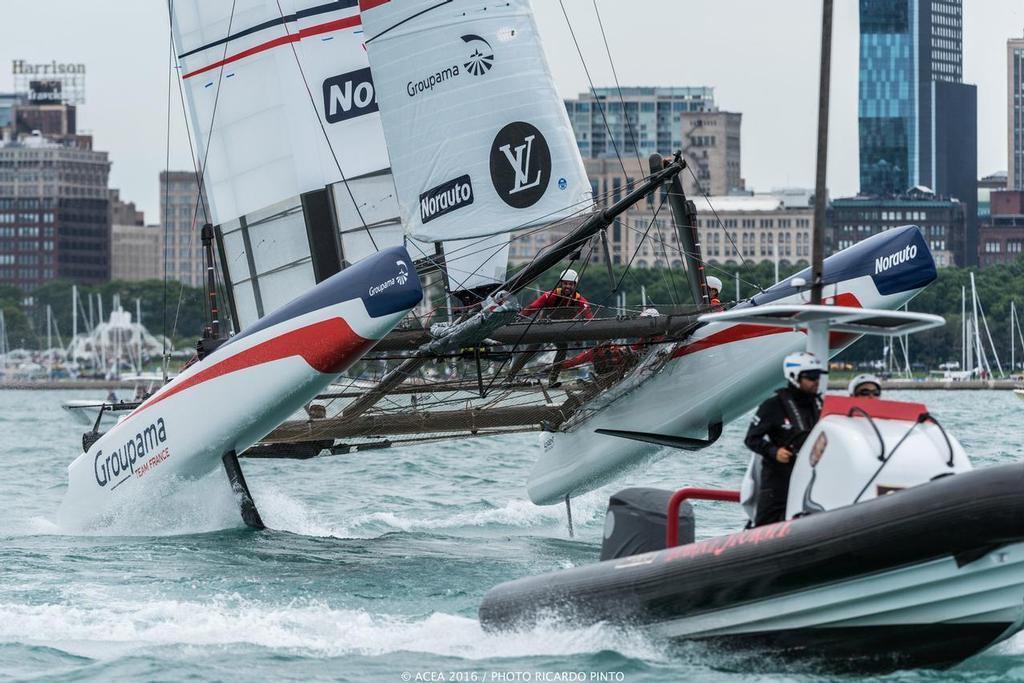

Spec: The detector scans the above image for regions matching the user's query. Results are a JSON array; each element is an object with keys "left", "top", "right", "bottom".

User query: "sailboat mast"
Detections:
[
  {"left": 1007, "top": 301, "right": 1015, "bottom": 370},
  {"left": 970, "top": 272, "right": 983, "bottom": 374},
  {"left": 810, "top": 0, "right": 834, "bottom": 305},
  {"left": 958, "top": 286, "right": 966, "bottom": 374},
  {"left": 72, "top": 285, "right": 77, "bottom": 341}
]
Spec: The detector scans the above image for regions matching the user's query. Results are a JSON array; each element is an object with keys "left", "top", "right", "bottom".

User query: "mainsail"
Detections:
[
  {"left": 358, "top": 0, "right": 592, "bottom": 296},
  {"left": 171, "top": 0, "right": 400, "bottom": 327}
]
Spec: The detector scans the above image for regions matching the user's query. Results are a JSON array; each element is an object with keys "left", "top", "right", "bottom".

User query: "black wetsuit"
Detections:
[{"left": 743, "top": 387, "right": 822, "bottom": 526}]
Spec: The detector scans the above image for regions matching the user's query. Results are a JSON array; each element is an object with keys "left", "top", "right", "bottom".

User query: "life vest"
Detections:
[
  {"left": 776, "top": 388, "right": 823, "bottom": 452},
  {"left": 553, "top": 287, "right": 583, "bottom": 304}
]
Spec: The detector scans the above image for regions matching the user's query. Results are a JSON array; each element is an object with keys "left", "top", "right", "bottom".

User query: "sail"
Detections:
[
  {"left": 172, "top": 0, "right": 389, "bottom": 223},
  {"left": 171, "top": 0, "right": 401, "bottom": 328},
  {"left": 358, "top": 0, "right": 593, "bottom": 245}
]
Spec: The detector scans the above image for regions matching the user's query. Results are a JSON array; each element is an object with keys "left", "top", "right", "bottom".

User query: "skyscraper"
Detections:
[
  {"left": 564, "top": 87, "right": 744, "bottom": 196},
  {"left": 159, "top": 171, "right": 205, "bottom": 286},
  {"left": 1010, "top": 32, "right": 1024, "bottom": 191},
  {"left": 0, "top": 133, "right": 110, "bottom": 292},
  {"left": 859, "top": 0, "right": 978, "bottom": 263}
]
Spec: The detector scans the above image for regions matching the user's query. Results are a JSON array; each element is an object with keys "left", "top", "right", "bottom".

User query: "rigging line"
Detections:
[
  {"left": 620, "top": 219, "right": 764, "bottom": 293},
  {"left": 272, "top": 0, "right": 378, "bottom": 252},
  {"left": 614, "top": 191, "right": 667, "bottom": 293},
  {"left": 165, "top": 0, "right": 238, "bottom": 344},
  {"left": 685, "top": 164, "right": 764, "bottom": 293},
  {"left": 513, "top": 236, "right": 601, "bottom": 346},
  {"left": 403, "top": 194, "right": 606, "bottom": 291},
  {"left": 558, "top": 0, "right": 630, "bottom": 183},
  {"left": 650, "top": 196, "right": 683, "bottom": 304},
  {"left": 407, "top": 175, "right": 628, "bottom": 279},
  {"left": 571, "top": 0, "right": 684, "bottom": 307},
  {"left": 162, "top": 4, "right": 174, "bottom": 377},
  {"left": 591, "top": 0, "right": 642, "bottom": 171},
  {"left": 477, "top": 240, "right": 598, "bottom": 396}
]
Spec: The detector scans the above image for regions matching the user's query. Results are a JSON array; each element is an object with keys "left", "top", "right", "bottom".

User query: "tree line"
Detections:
[
  {"left": 4, "top": 255, "right": 1023, "bottom": 372},
  {"left": 0, "top": 280, "right": 209, "bottom": 351}
]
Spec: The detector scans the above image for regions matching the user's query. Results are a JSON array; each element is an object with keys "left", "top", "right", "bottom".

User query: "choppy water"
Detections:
[{"left": 2, "top": 389, "right": 1023, "bottom": 682}]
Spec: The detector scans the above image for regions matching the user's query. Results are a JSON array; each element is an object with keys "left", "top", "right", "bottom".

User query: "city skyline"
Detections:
[{"left": 0, "top": 0, "right": 1020, "bottom": 222}]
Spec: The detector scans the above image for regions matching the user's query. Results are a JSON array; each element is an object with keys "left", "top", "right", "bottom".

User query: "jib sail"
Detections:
[{"left": 359, "top": 0, "right": 592, "bottom": 295}]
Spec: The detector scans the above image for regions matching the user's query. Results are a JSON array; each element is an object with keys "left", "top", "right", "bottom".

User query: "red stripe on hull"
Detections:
[
  {"left": 672, "top": 293, "right": 863, "bottom": 359},
  {"left": 359, "top": 0, "right": 390, "bottom": 9},
  {"left": 183, "top": 15, "right": 362, "bottom": 79},
  {"left": 134, "top": 317, "right": 372, "bottom": 416}
]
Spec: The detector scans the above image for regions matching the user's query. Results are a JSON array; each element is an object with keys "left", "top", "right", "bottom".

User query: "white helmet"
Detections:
[
  {"left": 848, "top": 373, "right": 882, "bottom": 396},
  {"left": 559, "top": 268, "right": 579, "bottom": 283},
  {"left": 783, "top": 351, "right": 826, "bottom": 387},
  {"left": 706, "top": 275, "right": 723, "bottom": 293},
  {"left": 639, "top": 307, "right": 660, "bottom": 318}
]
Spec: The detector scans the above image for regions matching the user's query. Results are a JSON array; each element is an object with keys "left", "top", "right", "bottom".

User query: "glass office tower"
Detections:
[{"left": 858, "top": 0, "right": 978, "bottom": 263}]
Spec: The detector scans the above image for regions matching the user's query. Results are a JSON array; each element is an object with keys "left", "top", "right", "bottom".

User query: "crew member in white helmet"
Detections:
[
  {"left": 743, "top": 352, "right": 825, "bottom": 526},
  {"left": 521, "top": 268, "right": 593, "bottom": 320},
  {"left": 706, "top": 275, "right": 723, "bottom": 308},
  {"left": 848, "top": 373, "right": 882, "bottom": 398},
  {"left": 511, "top": 268, "right": 593, "bottom": 385}
]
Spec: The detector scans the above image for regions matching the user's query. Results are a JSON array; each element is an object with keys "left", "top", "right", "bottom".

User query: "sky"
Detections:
[{"left": 0, "top": 0, "right": 1021, "bottom": 222}]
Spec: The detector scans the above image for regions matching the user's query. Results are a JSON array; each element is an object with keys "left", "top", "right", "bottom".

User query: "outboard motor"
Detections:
[{"left": 600, "top": 487, "right": 695, "bottom": 560}]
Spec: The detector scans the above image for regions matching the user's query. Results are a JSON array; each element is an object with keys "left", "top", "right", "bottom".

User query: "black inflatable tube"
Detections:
[{"left": 479, "top": 464, "right": 1024, "bottom": 668}]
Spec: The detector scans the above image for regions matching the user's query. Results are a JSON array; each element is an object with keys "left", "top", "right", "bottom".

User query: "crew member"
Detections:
[
  {"left": 509, "top": 268, "right": 593, "bottom": 385},
  {"left": 706, "top": 275, "right": 723, "bottom": 308},
  {"left": 521, "top": 269, "right": 593, "bottom": 321},
  {"left": 848, "top": 373, "right": 882, "bottom": 398},
  {"left": 743, "top": 352, "right": 824, "bottom": 526}
]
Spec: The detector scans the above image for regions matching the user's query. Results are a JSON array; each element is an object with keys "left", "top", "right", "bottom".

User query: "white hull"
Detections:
[
  {"left": 57, "top": 248, "right": 420, "bottom": 530},
  {"left": 529, "top": 277, "right": 918, "bottom": 504}
]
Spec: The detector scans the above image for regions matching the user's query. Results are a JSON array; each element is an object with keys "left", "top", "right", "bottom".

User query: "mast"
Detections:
[
  {"left": 977, "top": 293, "right": 1004, "bottom": 378},
  {"left": 665, "top": 159, "right": 710, "bottom": 307},
  {"left": 970, "top": 272, "right": 983, "bottom": 375},
  {"left": 810, "top": 0, "right": 833, "bottom": 305},
  {"left": 136, "top": 298, "right": 143, "bottom": 373},
  {"left": 72, "top": 285, "right": 77, "bottom": 341},
  {"left": 961, "top": 285, "right": 966, "bottom": 373},
  {"left": 1012, "top": 301, "right": 1016, "bottom": 372}
]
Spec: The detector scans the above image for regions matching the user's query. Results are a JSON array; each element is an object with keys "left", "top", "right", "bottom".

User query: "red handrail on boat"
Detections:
[{"left": 666, "top": 487, "right": 741, "bottom": 549}]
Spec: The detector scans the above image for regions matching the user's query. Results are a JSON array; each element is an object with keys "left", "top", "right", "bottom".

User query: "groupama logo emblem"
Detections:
[
  {"left": 396, "top": 260, "right": 409, "bottom": 285},
  {"left": 461, "top": 34, "right": 494, "bottom": 76}
]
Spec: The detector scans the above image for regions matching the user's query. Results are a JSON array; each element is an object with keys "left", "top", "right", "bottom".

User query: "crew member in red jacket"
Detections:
[
  {"left": 706, "top": 275, "right": 723, "bottom": 309},
  {"left": 522, "top": 268, "right": 594, "bottom": 321},
  {"left": 509, "top": 268, "right": 593, "bottom": 385}
]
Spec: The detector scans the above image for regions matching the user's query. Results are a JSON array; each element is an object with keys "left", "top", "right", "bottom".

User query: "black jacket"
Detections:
[{"left": 744, "top": 386, "right": 822, "bottom": 477}]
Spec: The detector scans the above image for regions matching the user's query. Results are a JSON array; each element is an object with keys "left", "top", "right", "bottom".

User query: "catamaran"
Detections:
[{"left": 58, "top": 0, "right": 942, "bottom": 530}]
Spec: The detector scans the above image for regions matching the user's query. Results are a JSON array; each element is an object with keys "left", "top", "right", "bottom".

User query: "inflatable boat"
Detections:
[{"left": 480, "top": 394, "right": 1024, "bottom": 673}]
